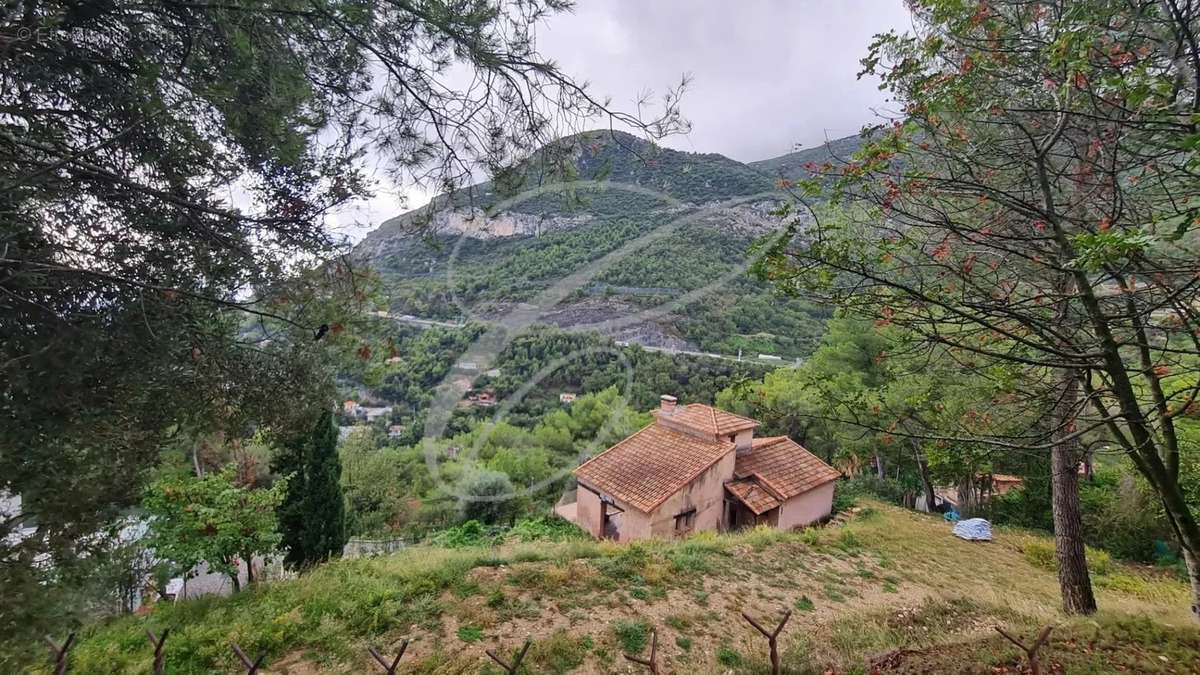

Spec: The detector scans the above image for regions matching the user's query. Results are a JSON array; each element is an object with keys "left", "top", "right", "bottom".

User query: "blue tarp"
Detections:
[{"left": 952, "top": 518, "right": 993, "bottom": 541}]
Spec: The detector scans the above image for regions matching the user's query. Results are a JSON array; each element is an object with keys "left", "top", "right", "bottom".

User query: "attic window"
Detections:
[{"left": 674, "top": 508, "right": 697, "bottom": 534}]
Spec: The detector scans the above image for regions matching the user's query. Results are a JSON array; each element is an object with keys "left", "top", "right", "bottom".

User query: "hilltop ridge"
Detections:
[{"left": 352, "top": 131, "right": 863, "bottom": 358}]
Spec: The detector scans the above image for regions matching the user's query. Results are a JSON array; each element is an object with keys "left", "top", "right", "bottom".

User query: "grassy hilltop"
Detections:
[{"left": 66, "top": 503, "right": 1198, "bottom": 674}]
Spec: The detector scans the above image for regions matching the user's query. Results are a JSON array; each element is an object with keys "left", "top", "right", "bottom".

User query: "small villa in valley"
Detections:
[{"left": 560, "top": 395, "right": 840, "bottom": 541}]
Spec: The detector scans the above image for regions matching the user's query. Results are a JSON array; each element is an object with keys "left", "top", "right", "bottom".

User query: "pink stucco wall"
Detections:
[
  {"left": 574, "top": 450, "right": 736, "bottom": 541},
  {"left": 732, "top": 430, "right": 753, "bottom": 452},
  {"left": 576, "top": 484, "right": 603, "bottom": 538},
  {"left": 776, "top": 481, "right": 836, "bottom": 530},
  {"left": 645, "top": 450, "right": 736, "bottom": 538}
]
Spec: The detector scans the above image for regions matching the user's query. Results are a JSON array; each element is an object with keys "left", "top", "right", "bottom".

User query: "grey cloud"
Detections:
[
  {"left": 338, "top": 1, "right": 912, "bottom": 240},
  {"left": 540, "top": 0, "right": 913, "bottom": 161}
]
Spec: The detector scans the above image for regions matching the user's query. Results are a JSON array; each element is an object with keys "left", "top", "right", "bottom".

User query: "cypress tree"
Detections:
[{"left": 275, "top": 409, "right": 346, "bottom": 569}]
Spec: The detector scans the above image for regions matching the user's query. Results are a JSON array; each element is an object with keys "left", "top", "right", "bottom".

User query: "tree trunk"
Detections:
[
  {"left": 1184, "top": 548, "right": 1200, "bottom": 621},
  {"left": 912, "top": 441, "right": 936, "bottom": 511},
  {"left": 244, "top": 555, "right": 255, "bottom": 586},
  {"left": 229, "top": 571, "right": 241, "bottom": 594},
  {"left": 1050, "top": 376, "right": 1096, "bottom": 615},
  {"left": 874, "top": 452, "right": 885, "bottom": 479}
]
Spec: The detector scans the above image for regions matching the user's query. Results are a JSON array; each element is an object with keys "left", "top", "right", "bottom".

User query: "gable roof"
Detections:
[
  {"left": 734, "top": 436, "right": 840, "bottom": 499},
  {"left": 653, "top": 403, "right": 760, "bottom": 436},
  {"left": 574, "top": 423, "right": 735, "bottom": 512},
  {"left": 725, "top": 478, "right": 783, "bottom": 515}
]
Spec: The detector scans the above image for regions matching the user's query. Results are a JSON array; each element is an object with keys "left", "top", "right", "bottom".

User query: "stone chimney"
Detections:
[{"left": 659, "top": 394, "right": 678, "bottom": 414}]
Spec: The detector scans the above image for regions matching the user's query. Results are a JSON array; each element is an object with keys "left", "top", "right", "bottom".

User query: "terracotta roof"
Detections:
[
  {"left": 653, "top": 403, "right": 760, "bottom": 436},
  {"left": 735, "top": 436, "right": 840, "bottom": 498},
  {"left": 990, "top": 473, "right": 1023, "bottom": 484},
  {"left": 574, "top": 423, "right": 735, "bottom": 512},
  {"left": 725, "top": 478, "right": 782, "bottom": 514}
]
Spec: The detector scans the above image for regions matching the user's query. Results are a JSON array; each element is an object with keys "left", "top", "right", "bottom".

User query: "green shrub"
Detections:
[
  {"left": 837, "top": 529, "right": 862, "bottom": 552},
  {"left": 526, "top": 631, "right": 588, "bottom": 674},
  {"left": 456, "top": 625, "right": 483, "bottom": 642},
  {"left": 795, "top": 595, "right": 815, "bottom": 611},
  {"left": 717, "top": 646, "right": 744, "bottom": 667},
  {"left": 1095, "top": 573, "right": 1152, "bottom": 595},
  {"left": 998, "top": 465, "right": 1176, "bottom": 564},
  {"left": 1023, "top": 540, "right": 1056, "bottom": 570},
  {"left": 611, "top": 619, "right": 650, "bottom": 654},
  {"left": 596, "top": 544, "right": 650, "bottom": 581},
  {"left": 835, "top": 476, "right": 912, "bottom": 509},
  {"left": 742, "top": 524, "right": 788, "bottom": 550},
  {"left": 664, "top": 615, "right": 692, "bottom": 630},
  {"left": 1024, "top": 540, "right": 1114, "bottom": 576},
  {"left": 1079, "top": 467, "right": 1174, "bottom": 562},
  {"left": 675, "top": 635, "right": 693, "bottom": 651},
  {"left": 507, "top": 516, "right": 589, "bottom": 543},
  {"left": 432, "top": 520, "right": 499, "bottom": 548}
]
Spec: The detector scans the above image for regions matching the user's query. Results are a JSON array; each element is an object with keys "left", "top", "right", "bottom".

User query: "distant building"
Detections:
[
  {"left": 343, "top": 400, "right": 359, "bottom": 414},
  {"left": 559, "top": 393, "right": 577, "bottom": 404},
  {"left": 465, "top": 389, "right": 497, "bottom": 408},
  {"left": 558, "top": 396, "right": 840, "bottom": 541},
  {"left": 386, "top": 356, "right": 403, "bottom": 364},
  {"left": 989, "top": 473, "right": 1024, "bottom": 496},
  {"left": 360, "top": 406, "right": 391, "bottom": 422},
  {"left": 388, "top": 425, "right": 406, "bottom": 439}
]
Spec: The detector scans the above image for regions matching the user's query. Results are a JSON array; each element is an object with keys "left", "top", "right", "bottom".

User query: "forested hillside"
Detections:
[{"left": 353, "top": 130, "right": 855, "bottom": 358}]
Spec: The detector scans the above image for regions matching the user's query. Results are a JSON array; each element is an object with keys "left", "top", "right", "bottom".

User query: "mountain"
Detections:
[
  {"left": 353, "top": 130, "right": 862, "bottom": 359},
  {"left": 748, "top": 132, "right": 865, "bottom": 181}
]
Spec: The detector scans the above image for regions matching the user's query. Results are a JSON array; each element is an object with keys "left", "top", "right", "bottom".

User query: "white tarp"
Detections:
[{"left": 952, "top": 518, "right": 993, "bottom": 541}]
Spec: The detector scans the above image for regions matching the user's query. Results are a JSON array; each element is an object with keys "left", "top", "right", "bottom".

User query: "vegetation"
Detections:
[
  {"left": 0, "top": 0, "right": 689, "bottom": 656},
  {"left": 762, "top": 0, "right": 1200, "bottom": 616},
  {"left": 65, "top": 503, "right": 1198, "bottom": 673},
  {"left": 143, "top": 468, "right": 284, "bottom": 593},
  {"left": 357, "top": 134, "right": 831, "bottom": 360},
  {"left": 337, "top": 319, "right": 771, "bottom": 439},
  {"left": 274, "top": 410, "right": 347, "bottom": 569},
  {"left": 339, "top": 386, "right": 650, "bottom": 539}
]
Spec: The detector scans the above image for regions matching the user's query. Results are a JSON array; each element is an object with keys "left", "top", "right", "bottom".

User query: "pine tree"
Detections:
[{"left": 275, "top": 410, "right": 346, "bottom": 569}]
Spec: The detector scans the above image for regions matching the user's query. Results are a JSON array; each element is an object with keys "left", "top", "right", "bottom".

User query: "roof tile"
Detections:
[
  {"left": 653, "top": 403, "right": 759, "bottom": 436},
  {"left": 725, "top": 478, "right": 783, "bottom": 514},
  {"left": 735, "top": 436, "right": 840, "bottom": 498},
  {"left": 574, "top": 423, "right": 734, "bottom": 512}
]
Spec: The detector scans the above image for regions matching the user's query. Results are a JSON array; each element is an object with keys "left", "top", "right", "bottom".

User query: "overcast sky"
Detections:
[{"left": 331, "top": 1, "right": 913, "bottom": 242}]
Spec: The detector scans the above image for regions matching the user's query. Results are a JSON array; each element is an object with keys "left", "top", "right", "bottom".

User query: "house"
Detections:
[
  {"left": 990, "top": 473, "right": 1024, "bottom": 496},
  {"left": 360, "top": 406, "right": 391, "bottom": 422},
  {"left": 388, "top": 424, "right": 406, "bottom": 439},
  {"left": 562, "top": 395, "right": 840, "bottom": 541},
  {"left": 559, "top": 392, "right": 577, "bottom": 404},
  {"left": 465, "top": 388, "right": 498, "bottom": 408},
  {"left": 343, "top": 400, "right": 359, "bottom": 415},
  {"left": 915, "top": 473, "right": 1026, "bottom": 514}
]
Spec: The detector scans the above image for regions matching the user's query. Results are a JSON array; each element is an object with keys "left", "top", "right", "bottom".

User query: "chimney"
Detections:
[{"left": 659, "top": 394, "right": 678, "bottom": 414}]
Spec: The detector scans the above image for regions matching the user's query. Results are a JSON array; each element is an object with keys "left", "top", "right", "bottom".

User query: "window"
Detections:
[{"left": 674, "top": 508, "right": 697, "bottom": 534}]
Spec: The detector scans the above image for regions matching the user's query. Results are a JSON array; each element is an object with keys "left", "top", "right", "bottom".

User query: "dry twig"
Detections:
[
  {"left": 623, "top": 627, "right": 661, "bottom": 674},
  {"left": 485, "top": 638, "right": 532, "bottom": 674},
  {"left": 146, "top": 630, "right": 169, "bottom": 675},
  {"left": 367, "top": 639, "right": 409, "bottom": 674},
  {"left": 743, "top": 610, "right": 792, "bottom": 675},
  {"left": 231, "top": 643, "right": 267, "bottom": 674},
  {"left": 995, "top": 625, "right": 1055, "bottom": 675},
  {"left": 44, "top": 633, "right": 75, "bottom": 675}
]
